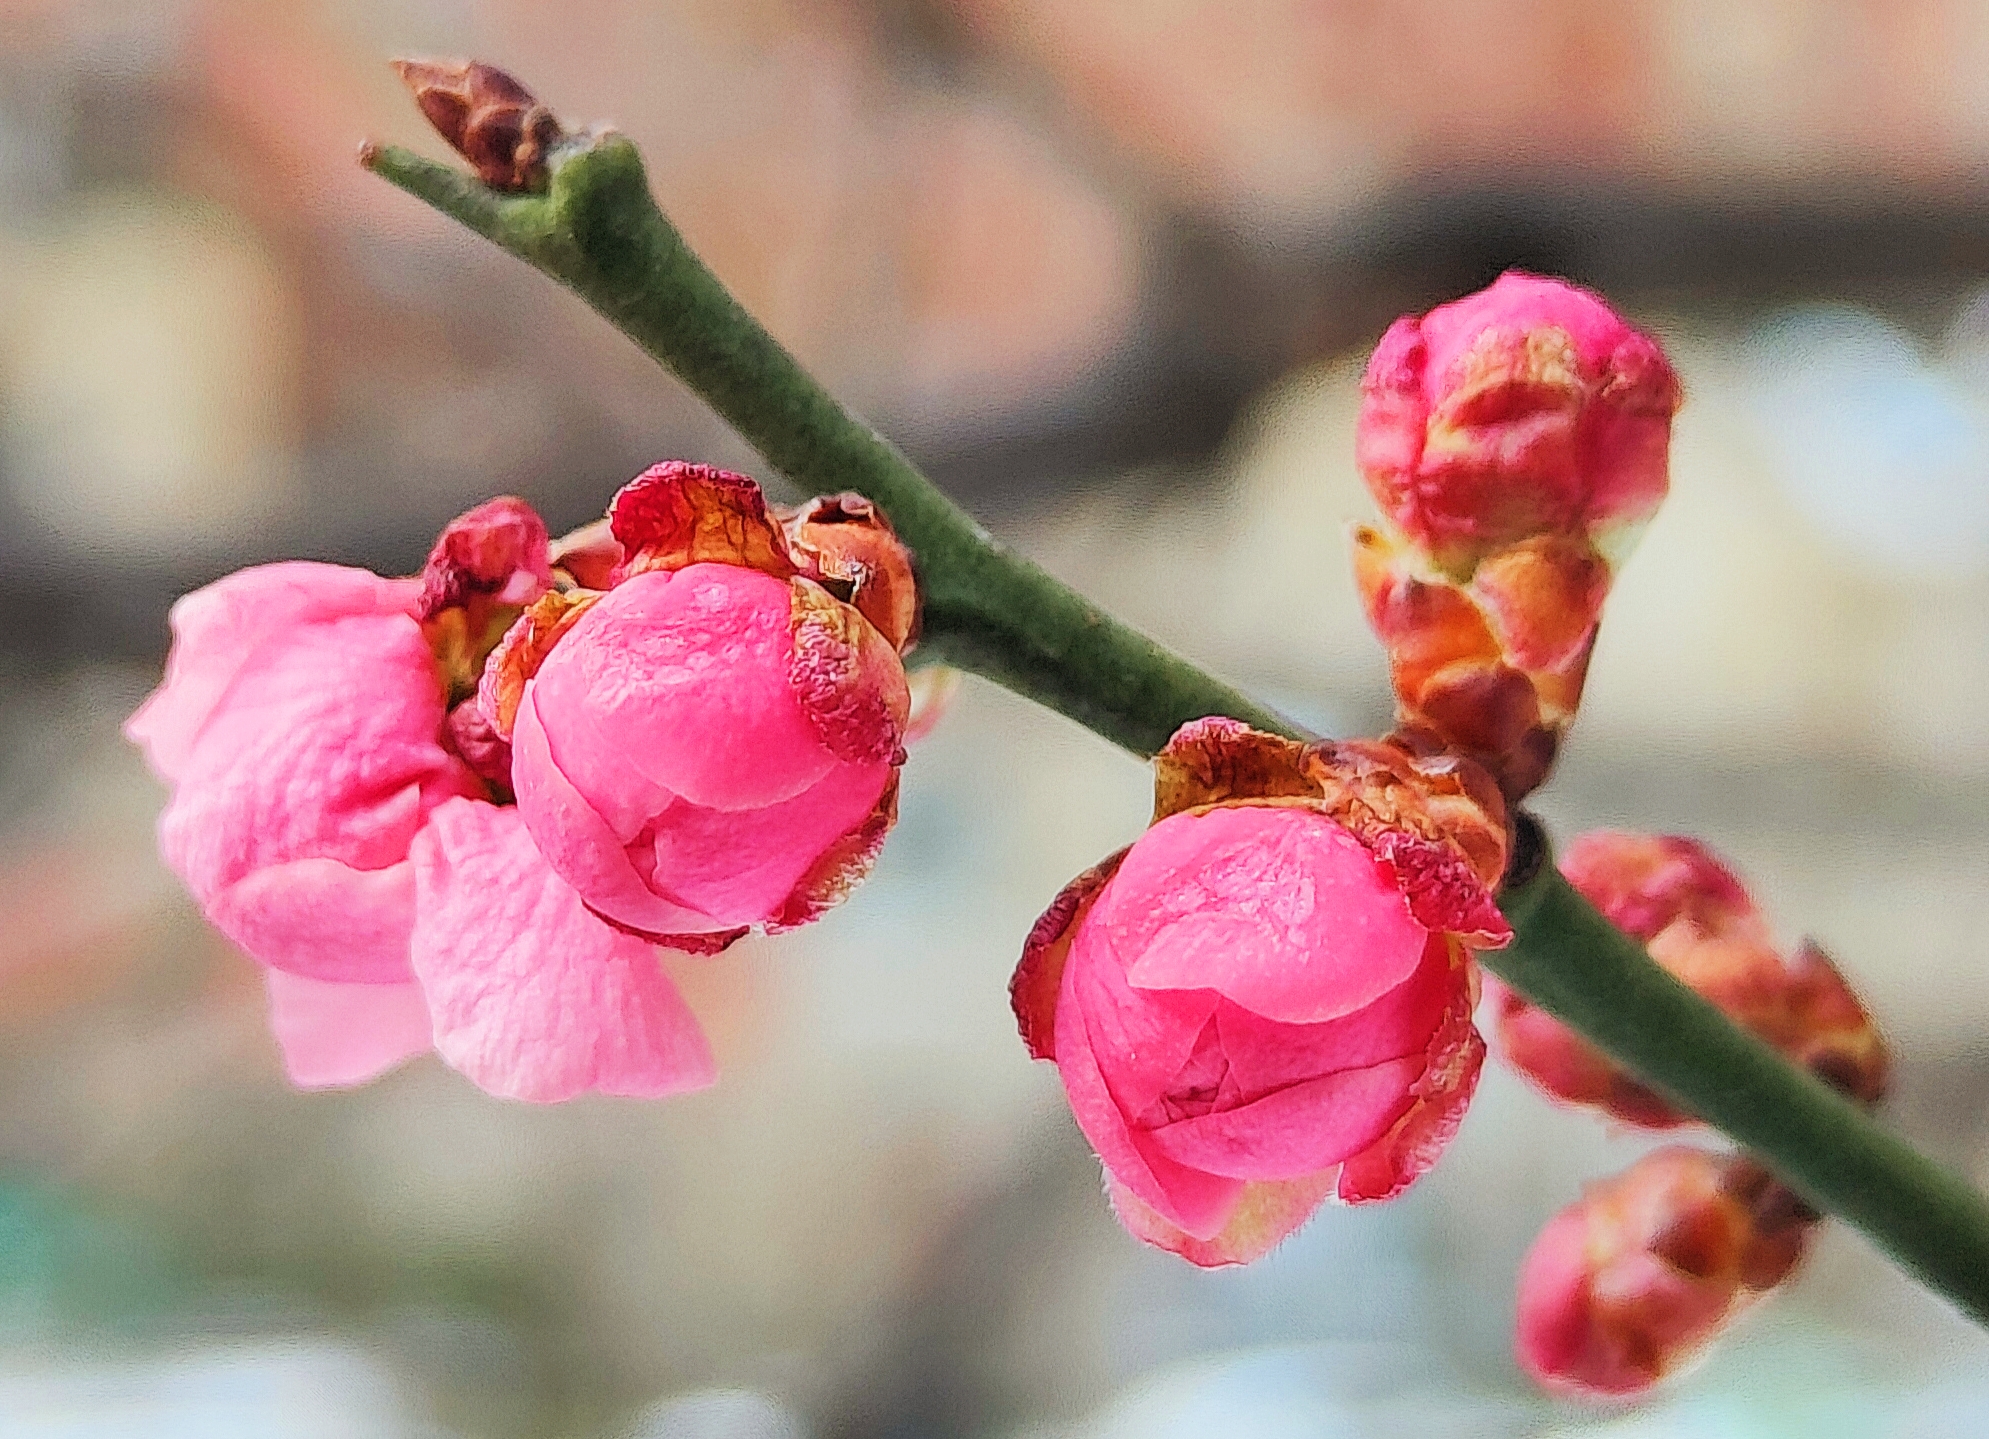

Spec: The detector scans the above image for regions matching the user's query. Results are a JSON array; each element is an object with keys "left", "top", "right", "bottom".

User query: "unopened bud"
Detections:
[
  {"left": 1494, "top": 832, "right": 1890, "bottom": 1125},
  {"left": 417, "top": 496, "right": 553, "bottom": 706},
  {"left": 1352, "top": 273, "right": 1680, "bottom": 800},
  {"left": 1516, "top": 1146, "right": 1816, "bottom": 1398},
  {"left": 391, "top": 59, "right": 564, "bottom": 192}
]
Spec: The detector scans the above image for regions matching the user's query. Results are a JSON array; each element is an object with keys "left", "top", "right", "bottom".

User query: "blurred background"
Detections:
[{"left": 4, "top": 0, "right": 1989, "bottom": 1434}]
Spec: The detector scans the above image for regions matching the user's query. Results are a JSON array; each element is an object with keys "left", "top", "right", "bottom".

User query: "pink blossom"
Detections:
[
  {"left": 1357, "top": 270, "right": 1680, "bottom": 570},
  {"left": 503, "top": 463, "right": 911, "bottom": 950},
  {"left": 1516, "top": 1146, "right": 1813, "bottom": 1398},
  {"left": 1012, "top": 721, "right": 1509, "bottom": 1265},
  {"left": 127, "top": 491, "right": 722, "bottom": 1100},
  {"left": 127, "top": 562, "right": 482, "bottom": 990}
]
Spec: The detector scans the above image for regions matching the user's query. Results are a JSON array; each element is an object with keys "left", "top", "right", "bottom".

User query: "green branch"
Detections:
[
  {"left": 364, "top": 135, "right": 1289, "bottom": 755},
  {"left": 365, "top": 132, "right": 1989, "bottom": 1328}
]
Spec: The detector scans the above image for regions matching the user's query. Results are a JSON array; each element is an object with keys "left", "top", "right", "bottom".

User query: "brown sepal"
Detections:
[
  {"left": 1304, "top": 733, "right": 1511, "bottom": 894},
  {"left": 769, "top": 774, "right": 901, "bottom": 933},
  {"left": 788, "top": 580, "right": 911, "bottom": 767},
  {"left": 548, "top": 517, "right": 622, "bottom": 591},
  {"left": 1352, "top": 522, "right": 1610, "bottom": 801},
  {"left": 784, "top": 493, "right": 921, "bottom": 653},
  {"left": 1152, "top": 717, "right": 1315, "bottom": 823},
  {"left": 477, "top": 589, "right": 600, "bottom": 739},
  {"left": 1010, "top": 848, "right": 1127, "bottom": 1062},
  {"left": 391, "top": 59, "right": 564, "bottom": 192},
  {"left": 609, "top": 461, "right": 798, "bottom": 582}
]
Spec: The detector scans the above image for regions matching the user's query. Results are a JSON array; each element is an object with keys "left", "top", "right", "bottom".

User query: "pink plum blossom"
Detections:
[
  {"left": 127, "top": 490, "right": 730, "bottom": 1099},
  {"left": 499, "top": 462, "right": 913, "bottom": 951},
  {"left": 1012, "top": 720, "right": 1511, "bottom": 1265},
  {"left": 1357, "top": 270, "right": 1681, "bottom": 571},
  {"left": 126, "top": 560, "right": 480, "bottom": 1086}
]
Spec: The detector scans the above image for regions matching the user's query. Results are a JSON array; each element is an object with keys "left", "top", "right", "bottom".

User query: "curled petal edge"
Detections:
[
  {"left": 610, "top": 460, "right": 799, "bottom": 582},
  {"left": 1009, "top": 848, "right": 1127, "bottom": 1062}
]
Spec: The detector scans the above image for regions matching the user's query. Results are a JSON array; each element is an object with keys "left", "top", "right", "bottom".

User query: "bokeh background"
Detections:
[{"left": 4, "top": 1, "right": 1989, "bottom": 1434}]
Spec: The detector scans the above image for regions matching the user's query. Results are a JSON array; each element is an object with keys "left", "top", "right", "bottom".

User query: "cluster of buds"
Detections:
[
  {"left": 128, "top": 462, "right": 922, "bottom": 1101},
  {"left": 1016, "top": 275, "right": 1694, "bottom": 1271},
  {"left": 1353, "top": 272, "right": 1682, "bottom": 800},
  {"left": 1501, "top": 831, "right": 1889, "bottom": 1397}
]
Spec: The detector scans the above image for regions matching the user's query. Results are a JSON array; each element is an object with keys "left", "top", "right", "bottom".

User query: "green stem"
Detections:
[
  {"left": 366, "top": 133, "right": 1989, "bottom": 1329},
  {"left": 363, "top": 136, "right": 1290, "bottom": 755}
]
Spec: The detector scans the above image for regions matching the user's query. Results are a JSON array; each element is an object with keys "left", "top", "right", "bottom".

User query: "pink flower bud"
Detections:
[
  {"left": 1357, "top": 271, "right": 1680, "bottom": 571},
  {"left": 1516, "top": 1146, "right": 1815, "bottom": 1398},
  {"left": 1012, "top": 720, "right": 1511, "bottom": 1265},
  {"left": 504, "top": 462, "right": 914, "bottom": 951},
  {"left": 1494, "top": 832, "right": 1890, "bottom": 1125},
  {"left": 1352, "top": 275, "right": 1680, "bottom": 801}
]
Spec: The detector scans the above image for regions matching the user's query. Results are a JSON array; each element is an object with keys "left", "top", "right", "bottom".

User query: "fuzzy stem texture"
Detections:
[{"left": 365, "top": 132, "right": 1989, "bottom": 1329}]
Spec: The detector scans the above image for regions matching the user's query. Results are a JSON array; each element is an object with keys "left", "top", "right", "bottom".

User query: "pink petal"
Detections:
[
  {"left": 511, "top": 688, "right": 724, "bottom": 936},
  {"left": 1065, "top": 916, "right": 1220, "bottom": 1122},
  {"left": 155, "top": 612, "right": 470, "bottom": 897},
  {"left": 126, "top": 562, "right": 419, "bottom": 783},
  {"left": 1108, "top": 1169, "right": 1341, "bottom": 1268},
  {"left": 263, "top": 969, "right": 432, "bottom": 1089},
  {"left": 410, "top": 798, "right": 716, "bottom": 1103},
  {"left": 1210, "top": 934, "right": 1452, "bottom": 1096},
  {"left": 1143, "top": 1055, "right": 1423, "bottom": 1180},
  {"left": 637, "top": 759, "right": 893, "bottom": 921},
  {"left": 206, "top": 857, "right": 417, "bottom": 984},
  {"left": 1106, "top": 806, "right": 1428, "bottom": 1023},
  {"left": 528, "top": 566, "right": 837, "bottom": 811},
  {"left": 1055, "top": 944, "right": 1241, "bottom": 1239}
]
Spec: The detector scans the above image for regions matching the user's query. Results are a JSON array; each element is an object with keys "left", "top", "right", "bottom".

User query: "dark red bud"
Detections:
[{"left": 391, "top": 59, "right": 564, "bottom": 192}]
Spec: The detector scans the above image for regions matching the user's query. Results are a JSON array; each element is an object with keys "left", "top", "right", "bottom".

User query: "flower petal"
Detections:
[
  {"left": 1108, "top": 1169, "right": 1341, "bottom": 1268},
  {"left": 1106, "top": 806, "right": 1428, "bottom": 1024},
  {"left": 125, "top": 562, "right": 420, "bottom": 783},
  {"left": 1144, "top": 1055, "right": 1424, "bottom": 1180},
  {"left": 206, "top": 857, "right": 418, "bottom": 984},
  {"left": 529, "top": 566, "right": 837, "bottom": 811},
  {"left": 263, "top": 969, "right": 432, "bottom": 1089},
  {"left": 410, "top": 798, "right": 716, "bottom": 1103},
  {"left": 1056, "top": 949, "right": 1241, "bottom": 1239}
]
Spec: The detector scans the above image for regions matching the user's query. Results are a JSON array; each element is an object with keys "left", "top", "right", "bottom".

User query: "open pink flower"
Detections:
[
  {"left": 126, "top": 560, "right": 479, "bottom": 1086},
  {"left": 1516, "top": 1145, "right": 1813, "bottom": 1398},
  {"left": 1357, "top": 270, "right": 1680, "bottom": 570},
  {"left": 128, "top": 494, "right": 718, "bottom": 1101},
  {"left": 1493, "top": 832, "right": 1890, "bottom": 1126},
  {"left": 1012, "top": 721, "right": 1511, "bottom": 1265},
  {"left": 495, "top": 463, "right": 914, "bottom": 951}
]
